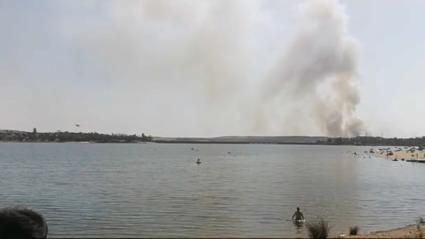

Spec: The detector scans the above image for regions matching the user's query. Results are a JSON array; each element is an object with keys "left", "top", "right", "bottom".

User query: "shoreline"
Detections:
[
  {"left": 2, "top": 129, "right": 425, "bottom": 146},
  {"left": 346, "top": 224, "right": 424, "bottom": 238},
  {"left": 369, "top": 147, "right": 425, "bottom": 160},
  {"left": 0, "top": 140, "right": 422, "bottom": 147}
]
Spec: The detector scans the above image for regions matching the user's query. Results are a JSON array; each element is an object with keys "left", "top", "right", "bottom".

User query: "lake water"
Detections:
[{"left": 1, "top": 143, "right": 424, "bottom": 237}]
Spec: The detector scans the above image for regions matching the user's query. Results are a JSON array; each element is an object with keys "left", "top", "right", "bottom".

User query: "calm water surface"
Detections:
[{"left": 0, "top": 143, "right": 424, "bottom": 237}]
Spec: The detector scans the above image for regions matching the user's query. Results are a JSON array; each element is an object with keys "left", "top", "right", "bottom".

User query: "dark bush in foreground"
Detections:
[
  {"left": 307, "top": 218, "right": 330, "bottom": 239},
  {"left": 349, "top": 226, "right": 359, "bottom": 235}
]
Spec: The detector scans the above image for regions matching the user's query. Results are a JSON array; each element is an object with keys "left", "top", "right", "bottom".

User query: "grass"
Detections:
[
  {"left": 416, "top": 217, "right": 424, "bottom": 238},
  {"left": 349, "top": 226, "right": 359, "bottom": 235},
  {"left": 306, "top": 218, "right": 330, "bottom": 239},
  {"left": 416, "top": 227, "right": 424, "bottom": 239},
  {"left": 417, "top": 217, "right": 425, "bottom": 230}
]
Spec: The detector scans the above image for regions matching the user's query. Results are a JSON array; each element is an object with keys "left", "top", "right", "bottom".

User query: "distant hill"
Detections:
[
  {"left": 153, "top": 136, "right": 328, "bottom": 144},
  {"left": 0, "top": 130, "right": 152, "bottom": 143},
  {"left": 0, "top": 129, "right": 26, "bottom": 133},
  {"left": 1, "top": 129, "right": 424, "bottom": 146},
  {"left": 153, "top": 135, "right": 425, "bottom": 146}
]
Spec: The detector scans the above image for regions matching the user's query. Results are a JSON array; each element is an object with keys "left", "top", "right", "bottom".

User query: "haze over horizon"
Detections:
[{"left": 1, "top": 0, "right": 425, "bottom": 138}]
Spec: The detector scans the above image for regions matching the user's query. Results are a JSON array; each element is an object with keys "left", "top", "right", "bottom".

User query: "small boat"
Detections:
[{"left": 196, "top": 158, "right": 201, "bottom": 164}]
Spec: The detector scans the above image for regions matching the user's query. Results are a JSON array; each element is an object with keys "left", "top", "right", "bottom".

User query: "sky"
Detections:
[{"left": 1, "top": 0, "right": 424, "bottom": 137}]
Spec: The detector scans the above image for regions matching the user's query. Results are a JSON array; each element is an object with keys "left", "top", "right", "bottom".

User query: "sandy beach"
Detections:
[
  {"left": 368, "top": 147, "right": 425, "bottom": 162},
  {"left": 346, "top": 224, "right": 424, "bottom": 238}
]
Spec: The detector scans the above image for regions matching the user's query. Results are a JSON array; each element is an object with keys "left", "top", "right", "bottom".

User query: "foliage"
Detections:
[
  {"left": 349, "top": 226, "right": 359, "bottom": 235},
  {"left": 0, "top": 131, "right": 153, "bottom": 143},
  {"left": 307, "top": 218, "right": 330, "bottom": 239}
]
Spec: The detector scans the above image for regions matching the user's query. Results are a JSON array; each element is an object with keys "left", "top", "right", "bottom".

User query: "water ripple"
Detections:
[{"left": 1, "top": 143, "right": 425, "bottom": 237}]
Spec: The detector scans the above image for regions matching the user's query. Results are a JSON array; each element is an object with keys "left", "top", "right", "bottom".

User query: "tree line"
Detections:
[{"left": 0, "top": 130, "right": 153, "bottom": 143}]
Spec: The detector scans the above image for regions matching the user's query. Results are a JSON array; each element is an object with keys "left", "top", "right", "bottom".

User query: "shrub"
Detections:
[
  {"left": 349, "top": 226, "right": 359, "bottom": 235},
  {"left": 417, "top": 217, "right": 425, "bottom": 231},
  {"left": 307, "top": 218, "right": 330, "bottom": 239}
]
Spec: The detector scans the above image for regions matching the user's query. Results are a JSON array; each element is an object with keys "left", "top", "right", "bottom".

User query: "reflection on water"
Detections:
[
  {"left": 0, "top": 143, "right": 425, "bottom": 237},
  {"left": 293, "top": 220, "right": 304, "bottom": 236}
]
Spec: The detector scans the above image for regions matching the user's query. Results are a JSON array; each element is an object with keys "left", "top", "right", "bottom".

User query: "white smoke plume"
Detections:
[
  {"left": 260, "top": 0, "right": 365, "bottom": 137},
  {"left": 70, "top": 0, "right": 262, "bottom": 136},
  {"left": 11, "top": 0, "right": 364, "bottom": 136}
]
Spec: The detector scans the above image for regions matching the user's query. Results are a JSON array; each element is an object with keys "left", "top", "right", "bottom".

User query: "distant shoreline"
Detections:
[
  {"left": 1, "top": 129, "right": 425, "bottom": 146},
  {"left": 152, "top": 140, "right": 322, "bottom": 145},
  {"left": 0, "top": 139, "right": 423, "bottom": 148}
]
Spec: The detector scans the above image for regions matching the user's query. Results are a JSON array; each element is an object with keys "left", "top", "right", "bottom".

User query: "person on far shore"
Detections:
[
  {"left": 292, "top": 207, "right": 305, "bottom": 221},
  {"left": 0, "top": 207, "right": 48, "bottom": 238}
]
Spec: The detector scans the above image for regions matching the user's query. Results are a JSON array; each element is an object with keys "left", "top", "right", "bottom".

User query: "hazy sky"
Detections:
[{"left": 1, "top": 0, "right": 424, "bottom": 137}]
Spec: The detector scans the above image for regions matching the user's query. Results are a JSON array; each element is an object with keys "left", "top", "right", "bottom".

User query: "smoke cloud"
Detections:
[
  {"left": 260, "top": 0, "right": 365, "bottom": 137},
  {"left": 73, "top": 0, "right": 365, "bottom": 136},
  {"left": 0, "top": 0, "right": 366, "bottom": 137},
  {"left": 70, "top": 0, "right": 262, "bottom": 136}
]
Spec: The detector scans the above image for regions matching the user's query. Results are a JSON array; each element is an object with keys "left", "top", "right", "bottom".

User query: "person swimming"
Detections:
[{"left": 292, "top": 207, "right": 305, "bottom": 221}]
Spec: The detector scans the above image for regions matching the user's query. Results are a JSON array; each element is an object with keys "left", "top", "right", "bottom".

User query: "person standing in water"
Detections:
[{"left": 292, "top": 207, "right": 304, "bottom": 221}]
